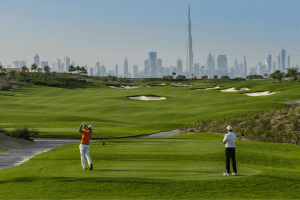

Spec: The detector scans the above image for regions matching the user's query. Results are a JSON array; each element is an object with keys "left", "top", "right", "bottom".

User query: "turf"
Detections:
[
  {"left": 0, "top": 80, "right": 298, "bottom": 138},
  {"left": 0, "top": 132, "right": 300, "bottom": 199}
]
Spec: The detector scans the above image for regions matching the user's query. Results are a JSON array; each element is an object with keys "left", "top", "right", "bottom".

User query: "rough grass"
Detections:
[{"left": 0, "top": 132, "right": 300, "bottom": 199}]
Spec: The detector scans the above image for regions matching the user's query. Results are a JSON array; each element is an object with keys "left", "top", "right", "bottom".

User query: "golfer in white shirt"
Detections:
[{"left": 222, "top": 125, "right": 237, "bottom": 176}]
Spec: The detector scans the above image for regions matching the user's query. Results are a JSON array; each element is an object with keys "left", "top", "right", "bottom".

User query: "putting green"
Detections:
[{"left": 39, "top": 160, "right": 259, "bottom": 180}]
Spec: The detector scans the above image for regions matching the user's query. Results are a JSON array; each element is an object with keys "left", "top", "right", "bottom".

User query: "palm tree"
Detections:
[
  {"left": 31, "top": 63, "right": 37, "bottom": 72},
  {"left": 37, "top": 68, "right": 42, "bottom": 73},
  {"left": 44, "top": 66, "right": 50, "bottom": 73}
]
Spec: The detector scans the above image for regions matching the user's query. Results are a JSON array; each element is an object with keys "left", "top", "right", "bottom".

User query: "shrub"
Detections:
[
  {"left": 3, "top": 127, "right": 39, "bottom": 141},
  {"left": 0, "top": 82, "right": 12, "bottom": 91}
]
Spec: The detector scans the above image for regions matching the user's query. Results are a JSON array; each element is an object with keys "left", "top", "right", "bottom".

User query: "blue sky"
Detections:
[{"left": 0, "top": 0, "right": 299, "bottom": 73}]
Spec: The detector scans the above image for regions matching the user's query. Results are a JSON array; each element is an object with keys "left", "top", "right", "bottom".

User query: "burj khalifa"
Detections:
[{"left": 187, "top": 5, "right": 193, "bottom": 77}]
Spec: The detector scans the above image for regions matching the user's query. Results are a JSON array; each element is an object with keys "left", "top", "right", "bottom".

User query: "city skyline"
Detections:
[{"left": 0, "top": 0, "right": 299, "bottom": 74}]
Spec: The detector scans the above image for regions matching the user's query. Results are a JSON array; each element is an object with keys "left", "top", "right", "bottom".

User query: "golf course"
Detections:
[{"left": 1, "top": 78, "right": 300, "bottom": 199}]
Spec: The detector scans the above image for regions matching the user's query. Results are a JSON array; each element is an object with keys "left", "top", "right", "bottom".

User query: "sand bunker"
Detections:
[
  {"left": 109, "top": 86, "right": 140, "bottom": 89},
  {"left": 220, "top": 87, "right": 250, "bottom": 92},
  {"left": 194, "top": 86, "right": 220, "bottom": 90},
  {"left": 244, "top": 91, "right": 278, "bottom": 96},
  {"left": 285, "top": 99, "right": 300, "bottom": 104},
  {"left": 128, "top": 96, "right": 166, "bottom": 100},
  {"left": 171, "top": 83, "right": 192, "bottom": 87}
]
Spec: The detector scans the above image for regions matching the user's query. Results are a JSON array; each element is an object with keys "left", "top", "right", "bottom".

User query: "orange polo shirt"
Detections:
[{"left": 81, "top": 127, "right": 92, "bottom": 145}]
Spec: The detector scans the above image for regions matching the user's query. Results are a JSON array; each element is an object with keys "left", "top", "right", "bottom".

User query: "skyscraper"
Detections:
[
  {"left": 177, "top": 59, "right": 182, "bottom": 75},
  {"left": 95, "top": 59, "right": 100, "bottom": 76},
  {"left": 277, "top": 54, "right": 281, "bottom": 71},
  {"left": 187, "top": 5, "right": 193, "bottom": 77},
  {"left": 19, "top": 61, "right": 26, "bottom": 68},
  {"left": 124, "top": 57, "right": 128, "bottom": 78},
  {"left": 267, "top": 54, "right": 271, "bottom": 74},
  {"left": 149, "top": 52, "right": 156, "bottom": 77},
  {"left": 115, "top": 64, "right": 118, "bottom": 77},
  {"left": 217, "top": 55, "right": 228, "bottom": 76},
  {"left": 64, "top": 56, "right": 70, "bottom": 72},
  {"left": 53, "top": 58, "right": 61, "bottom": 72},
  {"left": 243, "top": 56, "right": 247, "bottom": 77},
  {"left": 90, "top": 67, "right": 94, "bottom": 76},
  {"left": 156, "top": 59, "right": 162, "bottom": 77},
  {"left": 287, "top": 55, "right": 290, "bottom": 69},
  {"left": 34, "top": 54, "right": 40, "bottom": 69},
  {"left": 144, "top": 59, "right": 150, "bottom": 77},
  {"left": 206, "top": 53, "right": 215, "bottom": 78},
  {"left": 41, "top": 61, "right": 48, "bottom": 71},
  {"left": 133, "top": 65, "right": 138, "bottom": 78},
  {"left": 281, "top": 49, "right": 285, "bottom": 72},
  {"left": 13, "top": 61, "right": 20, "bottom": 68}
]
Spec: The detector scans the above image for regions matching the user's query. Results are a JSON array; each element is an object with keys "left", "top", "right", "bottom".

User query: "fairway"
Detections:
[{"left": 0, "top": 80, "right": 299, "bottom": 139}]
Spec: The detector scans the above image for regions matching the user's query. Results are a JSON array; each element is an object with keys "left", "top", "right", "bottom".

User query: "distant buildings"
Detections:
[
  {"left": 34, "top": 54, "right": 40, "bottom": 69},
  {"left": 156, "top": 59, "right": 162, "bottom": 77},
  {"left": 281, "top": 49, "right": 285, "bottom": 72},
  {"left": 217, "top": 55, "right": 228, "bottom": 76},
  {"left": 149, "top": 52, "right": 157, "bottom": 77},
  {"left": 177, "top": 59, "right": 182, "bottom": 75},
  {"left": 64, "top": 56, "right": 70, "bottom": 72},
  {"left": 41, "top": 61, "right": 48, "bottom": 71},
  {"left": 13, "top": 61, "right": 20, "bottom": 68},
  {"left": 124, "top": 57, "right": 128, "bottom": 78},
  {"left": 19, "top": 61, "right": 26, "bottom": 68},
  {"left": 144, "top": 59, "right": 150, "bottom": 77},
  {"left": 115, "top": 64, "right": 118, "bottom": 77}
]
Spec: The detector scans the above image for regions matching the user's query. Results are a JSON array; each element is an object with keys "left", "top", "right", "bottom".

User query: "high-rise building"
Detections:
[
  {"left": 233, "top": 58, "right": 238, "bottom": 77},
  {"left": 53, "top": 58, "right": 61, "bottom": 72},
  {"left": 13, "top": 61, "right": 20, "bottom": 68},
  {"left": 41, "top": 61, "right": 48, "bottom": 71},
  {"left": 34, "top": 54, "right": 40, "bottom": 69},
  {"left": 124, "top": 57, "right": 128, "bottom": 78},
  {"left": 115, "top": 64, "right": 118, "bottom": 77},
  {"left": 267, "top": 54, "right": 271, "bottom": 74},
  {"left": 206, "top": 53, "right": 215, "bottom": 78},
  {"left": 149, "top": 52, "right": 156, "bottom": 77},
  {"left": 90, "top": 67, "right": 94, "bottom": 76},
  {"left": 277, "top": 54, "right": 281, "bottom": 71},
  {"left": 272, "top": 62, "right": 276, "bottom": 73},
  {"left": 281, "top": 49, "right": 285, "bottom": 72},
  {"left": 133, "top": 65, "right": 138, "bottom": 78},
  {"left": 144, "top": 59, "right": 150, "bottom": 77},
  {"left": 193, "top": 63, "right": 200, "bottom": 78},
  {"left": 19, "top": 61, "right": 26, "bottom": 68},
  {"left": 156, "top": 59, "right": 162, "bottom": 77},
  {"left": 64, "top": 56, "right": 70, "bottom": 72},
  {"left": 95, "top": 59, "right": 100, "bottom": 76},
  {"left": 217, "top": 55, "right": 228, "bottom": 76},
  {"left": 287, "top": 54, "right": 290, "bottom": 69},
  {"left": 243, "top": 56, "right": 247, "bottom": 77},
  {"left": 101, "top": 65, "right": 107, "bottom": 76},
  {"left": 187, "top": 5, "right": 194, "bottom": 78},
  {"left": 177, "top": 59, "right": 182, "bottom": 75}
]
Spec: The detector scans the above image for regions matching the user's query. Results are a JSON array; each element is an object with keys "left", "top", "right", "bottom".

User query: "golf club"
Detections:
[{"left": 93, "top": 132, "right": 105, "bottom": 146}]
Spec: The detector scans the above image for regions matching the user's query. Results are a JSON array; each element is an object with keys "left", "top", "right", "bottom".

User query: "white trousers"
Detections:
[{"left": 79, "top": 144, "right": 92, "bottom": 169}]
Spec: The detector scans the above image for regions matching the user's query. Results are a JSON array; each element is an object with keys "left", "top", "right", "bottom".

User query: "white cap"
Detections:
[
  {"left": 88, "top": 125, "right": 93, "bottom": 130},
  {"left": 227, "top": 125, "right": 232, "bottom": 131}
]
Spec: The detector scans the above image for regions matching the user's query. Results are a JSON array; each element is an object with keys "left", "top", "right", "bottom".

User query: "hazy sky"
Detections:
[{"left": 0, "top": 0, "right": 299, "bottom": 73}]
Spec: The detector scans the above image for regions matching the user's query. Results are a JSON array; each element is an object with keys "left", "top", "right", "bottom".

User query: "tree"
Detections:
[
  {"left": 7, "top": 69, "right": 17, "bottom": 79},
  {"left": 68, "top": 65, "right": 75, "bottom": 73},
  {"left": 201, "top": 75, "right": 208, "bottom": 80},
  {"left": 81, "top": 67, "right": 87, "bottom": 75},
  {"left": 270, "top": 70, "right": 284, "bottom": 82},
  {"left": 31, "top": 63, "right": 37, "bottom": 72},
  {"left": 37, "top": 68, "right": 42, "bottom": 73},
  {"left": 221, "top": 76, "right": 230, "bottom": 80},
  {"left": 21, "top": 66, "right": 29, "bottom": 73},
  {"left": 44, "top": 66, "right": 51, "bottom": 73},
  {"left": 213, "top": 75, "right": 218, "bottom": 79},
  {"left": 176, "top": 75, "right": 186, "bottom": 80},
  {"left": 76, "top": 66, "right": 81, "bottom": 73},
  {"left": 163, "top": 75, "right": 173, "bottom": 81},
  {"left": 285, "top": 67, "right": 298, "bottom": 77},
  {"left": 0, "top": 64, "right": 3, "bottom": 75},
  {"left": 263, "top": 73, "right": 269, "bottom": 78}
]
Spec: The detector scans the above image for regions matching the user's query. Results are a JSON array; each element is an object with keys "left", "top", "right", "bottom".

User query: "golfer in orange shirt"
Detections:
[{"left": 78, "top": 123, "right": 93, "bottom": 170}]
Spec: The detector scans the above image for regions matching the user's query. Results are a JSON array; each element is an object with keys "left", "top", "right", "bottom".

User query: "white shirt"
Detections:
[{"left": 223, "top": 132, "right": 236, "bottom": 148}]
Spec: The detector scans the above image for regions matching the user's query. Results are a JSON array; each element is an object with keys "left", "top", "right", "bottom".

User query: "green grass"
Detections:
[
  {"left": 0, "top": 132, "right": 300, "bottom": 199},
  {"left": 0, "top": 80, "right": 298, "bottom": 139}
]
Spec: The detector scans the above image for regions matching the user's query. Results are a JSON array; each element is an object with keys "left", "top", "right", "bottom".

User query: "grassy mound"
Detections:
[{"left": 0, "top": 132, "right": 299, "bottom": 199}]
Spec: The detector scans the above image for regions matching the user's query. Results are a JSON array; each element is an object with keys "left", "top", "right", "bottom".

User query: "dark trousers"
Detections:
[{"left": 225, "top": 147, "right": 237, "bottom": 173}]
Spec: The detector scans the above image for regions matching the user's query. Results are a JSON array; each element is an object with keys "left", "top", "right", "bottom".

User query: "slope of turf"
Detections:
[
  {"left": 0, "top": 80, "right": 298, "bottom": 139},
  {"left": 0, "top": 132, "right": 299, "bottom": 199}
]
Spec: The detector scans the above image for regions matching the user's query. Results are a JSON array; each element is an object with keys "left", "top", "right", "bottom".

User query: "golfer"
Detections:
[
  {"left": 78, "top": 123, "right": 93, "bottom": 171},
  {"left": 222, "top": 125, "right": 237, "bottom": 176}
]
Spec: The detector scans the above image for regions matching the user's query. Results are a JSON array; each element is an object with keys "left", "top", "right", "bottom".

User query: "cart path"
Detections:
[{"left": 0, "top": 129, "right": 180, "bottom": 170}]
